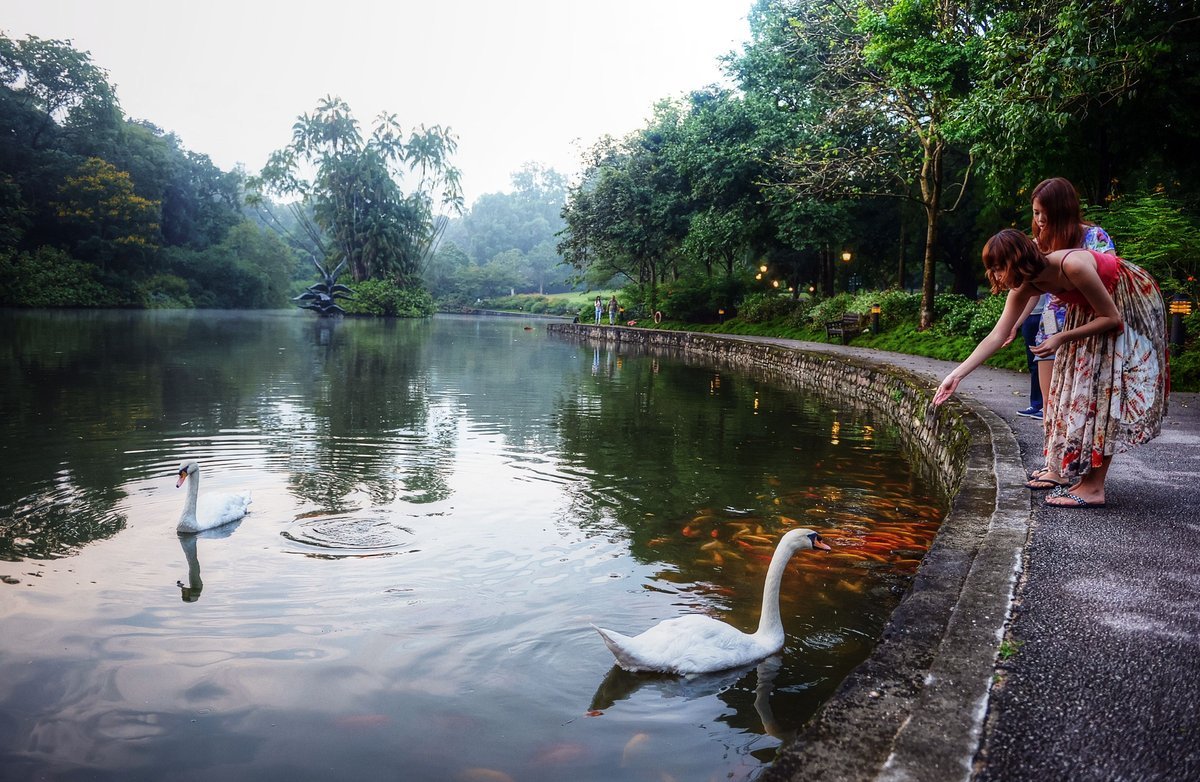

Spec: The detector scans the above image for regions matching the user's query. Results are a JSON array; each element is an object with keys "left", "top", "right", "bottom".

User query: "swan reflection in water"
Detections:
[
  {"left": 590, "top": 655, "right": 796, "bottom": 746},
  {"left": 176, "top": 520, "right": 242, "bottom": 603}
]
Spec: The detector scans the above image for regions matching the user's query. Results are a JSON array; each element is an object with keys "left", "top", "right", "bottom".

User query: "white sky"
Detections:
[{"left": 2, "top": 0, "right": 750, "bottom": 206}]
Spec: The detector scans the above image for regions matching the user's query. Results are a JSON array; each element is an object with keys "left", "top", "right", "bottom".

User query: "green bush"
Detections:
[
  {"left": 967, "top": 294, "right": 1007, "bottom": 341},
  {"left": 870, "top": 289, "right": 921, "bottom": 328},
  {"left": 344, "top": 279, "right": 435, "bottom": 317},
  {"left": 0, "top": 247, "right": 122, "bottom": 307},
  {"left": 660, "top": 275, "right": 745, "bottom": 322},
  {"left": 805, "top": 292, "right": 856, "bottom": 327},
  {"left": 738, "top": 292, "right": 804, "bottom": 323},
  {"left": 138, "top": 273, "right": 194, "bottom": 309},
  {"left": 934, "top": 293, "right": 977, "bottom": 337}
]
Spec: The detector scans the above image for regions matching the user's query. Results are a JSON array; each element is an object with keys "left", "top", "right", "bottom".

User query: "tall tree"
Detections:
[
  {"left": 741, "top": 0, "right": 980, "bottom": 326},
  {"left": 560, "top": 104, "right": 693, "bottom": 307},
  {"left": 971, "top": 0, "right": 1200, "bottom": 204},
  {"left": 0, "top": 34, "right": 119, "bottom": 150},
  {"left": 249, "top": 96, "right": 463, "bottom": 286}
]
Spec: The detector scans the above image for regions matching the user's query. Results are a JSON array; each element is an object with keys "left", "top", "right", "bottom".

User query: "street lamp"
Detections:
[
  {"left": 1170, "top": 294, "right": 1192, "bottom": 349},
  {"left": 871, "top": 302, "right": 881, "bottom": 333},
  {"left": 841, "top": 250, "right": 852, "bottom": 263}
]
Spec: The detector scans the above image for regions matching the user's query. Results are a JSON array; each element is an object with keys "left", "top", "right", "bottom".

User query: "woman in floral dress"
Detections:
[
  {"left": 935, "top": 228, "right": 1168, "bottom": 509},
  {"left": 1024, "top": 178, "right": 1116, "bottom": 490}
]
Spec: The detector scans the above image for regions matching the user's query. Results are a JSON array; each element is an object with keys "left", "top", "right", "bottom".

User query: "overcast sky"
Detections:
[{"left": 3, "top": 0, "right": 750, "bottom": 205}]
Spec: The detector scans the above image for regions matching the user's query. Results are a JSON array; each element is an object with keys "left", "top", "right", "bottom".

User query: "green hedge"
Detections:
[{"left": 343, "top": 280, "right": 436, "bottom": 317}]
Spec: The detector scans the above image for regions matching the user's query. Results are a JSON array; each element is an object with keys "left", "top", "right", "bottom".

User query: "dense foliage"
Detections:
[
  {"left": 248, "top": 96, "right": 463, "bottom": 291},
  {"left": 4, "top": 1, "right": 1200, "bottom": 365},
  {"left": 558, "top": 0, "right": 1200, "bottom": 342},
  {"left": 0, "top": 33, "right": 295, "bottom": 309},
  {"left": 429, "top": 163, "right": 572, "bottom": 306}
]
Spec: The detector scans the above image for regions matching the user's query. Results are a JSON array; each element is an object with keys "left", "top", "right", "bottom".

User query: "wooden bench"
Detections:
[{"left": 825, "top": 312, "right": 865, "bottom": 344}]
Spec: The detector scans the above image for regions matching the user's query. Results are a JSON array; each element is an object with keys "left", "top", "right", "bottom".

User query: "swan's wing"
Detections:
[
  {"left": 196, "top": 491, "right": 252, "bottom": 527},
  {"left": 595, "top": 615, "right": 769, "bottom": 674}
]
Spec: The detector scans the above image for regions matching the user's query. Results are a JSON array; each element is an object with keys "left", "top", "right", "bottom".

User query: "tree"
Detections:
[
  {"left": 971, "top": 0, "right": 1200, "bottom": 204},
  {"left": 249, "top": 96, "right": 463, "bottom": 288},
  {"left": 560, "top": 104, "right": 693, "bottom": 309},
  {"left": 0, "top": 34, "right": 119, "bottom": 150},
  {"left": 740, "top": 0, "right": 980, "bottom": 326},
  {"left": 53, "top": 156, "right": 159, "bottom": 275},
  {"left": 423, "top": 240, "right": 471, "bottom": 301}
]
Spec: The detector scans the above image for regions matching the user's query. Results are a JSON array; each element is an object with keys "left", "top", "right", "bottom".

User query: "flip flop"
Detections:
[
  {"left": 1044, "top": 492, "right": 1106, "bottom": 509},
  {"left": 1025, "top": 476, "right": 1070, "bottom": 491}
]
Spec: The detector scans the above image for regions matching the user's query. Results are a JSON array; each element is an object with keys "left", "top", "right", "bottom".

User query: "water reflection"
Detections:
[
  {"left": 0, "top": 311, "right": 947, "bottom": 781},
  {"left": 176, "top": 521, "right": 242, "bottom": 602},
  {"left": 178, "top": 533, "right": 203, "bottom": 601}
]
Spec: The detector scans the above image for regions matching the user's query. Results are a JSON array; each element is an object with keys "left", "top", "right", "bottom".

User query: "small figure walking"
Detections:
[
  {"left": 594, "top": 296, "right": 603, "bottom": 325},
  {"left": 608, "top": 295, "right": 618, "bottom": 325}
]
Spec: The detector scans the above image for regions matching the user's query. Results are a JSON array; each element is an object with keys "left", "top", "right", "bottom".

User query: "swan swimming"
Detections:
[
  {"left": 175, "top": 460, "right": 251, "bottom": 534},
  {"left": 593, "top": 528, "right": 831, "bottom": 674}
]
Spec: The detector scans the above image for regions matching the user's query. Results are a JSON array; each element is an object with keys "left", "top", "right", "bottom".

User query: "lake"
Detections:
[{"left": 0, "top": 310, "right": 945, "bottom": 782}]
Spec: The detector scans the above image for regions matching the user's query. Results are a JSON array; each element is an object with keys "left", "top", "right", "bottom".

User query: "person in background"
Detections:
[
  {"left": 594, "top": 296, "right": 603, "bottom": 325},
  {"left": 936, "top": 229, "right": 1167, "bottom": 509},
  {"left": 1008, "top": 178, "right": 1116, "bottom": 490},
  {"left": 608, "top": 295, "right": 619, "bottom": 325},
  {"left": 1017, "top": 294, "right": 1046, "bottom": 419}
]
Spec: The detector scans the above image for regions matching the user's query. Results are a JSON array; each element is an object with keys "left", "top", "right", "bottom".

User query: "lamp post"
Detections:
[
  {"left": 841, "top": 250, "right": 852, "bottom": 263},
  {"left": 1170, "top": 294, "right": 1192, "bottom": 349},
  {"left": 870, "top": 303, "right": 881, "bottom": 333}
]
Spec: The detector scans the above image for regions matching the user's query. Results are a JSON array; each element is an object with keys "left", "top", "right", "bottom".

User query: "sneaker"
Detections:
[{"left": 1016, "top": 406, "right": 1043, "bottom": 420}]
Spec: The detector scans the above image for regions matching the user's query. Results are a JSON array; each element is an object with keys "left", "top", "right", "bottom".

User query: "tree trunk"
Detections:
[
  {"left": 918, "top": 140, "right": 943, "bottom": 331},
  {"left": 821, "top": 244, "right": 835, "bottom": 297}
]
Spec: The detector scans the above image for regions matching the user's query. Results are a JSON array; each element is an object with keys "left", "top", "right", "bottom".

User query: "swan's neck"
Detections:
[
  {"left": 179, "top": 472, "right": 200, "bottom": 527},
  {"left": 754, "top": 541, "right": 798, "bottom": 640}
]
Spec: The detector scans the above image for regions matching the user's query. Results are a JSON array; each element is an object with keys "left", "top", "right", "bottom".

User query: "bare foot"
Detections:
[{"left": 1044, "top": 485, "right": 1106, "bottom": 508}]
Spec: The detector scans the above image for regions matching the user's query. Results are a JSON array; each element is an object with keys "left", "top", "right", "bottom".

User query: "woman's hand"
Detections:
[
  {"left": 1031, "top": 332, "right": 1064, "bottom": 358},
  {"left": 933, "top": 374, "right": 961, "bottom": 406}
]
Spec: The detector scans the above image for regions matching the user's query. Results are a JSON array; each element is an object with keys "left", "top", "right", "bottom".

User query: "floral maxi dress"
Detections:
[{"left": 1046, "top": 250, "right": 1169, "bottom": 478}]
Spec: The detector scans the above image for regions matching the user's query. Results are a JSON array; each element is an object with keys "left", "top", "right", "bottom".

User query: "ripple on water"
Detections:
[{"left": 280, "top": 514, "right": 415, "bottom": 558}]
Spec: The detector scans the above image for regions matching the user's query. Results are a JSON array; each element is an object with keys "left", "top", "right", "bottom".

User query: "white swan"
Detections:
[
  {"left": 175, "top": 460, "right": 251, "bottom": 534},
  {"left": 593, "top": 528, "right": 831, "bottom": 674}
]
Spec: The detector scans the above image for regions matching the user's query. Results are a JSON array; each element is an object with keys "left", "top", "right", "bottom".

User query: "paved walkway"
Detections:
[{"left": 743, "top": 338, "right": 1200, "bottom": 782}]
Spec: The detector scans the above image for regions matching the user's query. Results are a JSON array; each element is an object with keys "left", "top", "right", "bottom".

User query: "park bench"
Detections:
[{"left": 825, "top": 312, "right": 865, "bottom": 344}]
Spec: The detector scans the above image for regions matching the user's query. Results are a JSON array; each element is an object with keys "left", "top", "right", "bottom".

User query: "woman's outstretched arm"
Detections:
[{"left": 934, "top": 286, "right": 1040, "bottom": 406}]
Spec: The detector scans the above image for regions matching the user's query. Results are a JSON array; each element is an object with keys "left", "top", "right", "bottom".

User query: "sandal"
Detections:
[{"left": 1025, "top": 476, "right": 1070, "bottom": 491}]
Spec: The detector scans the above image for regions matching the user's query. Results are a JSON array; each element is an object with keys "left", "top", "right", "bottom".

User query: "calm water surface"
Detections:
[{"left": 0, "top": 310, "right": 946, "bottom": 782}]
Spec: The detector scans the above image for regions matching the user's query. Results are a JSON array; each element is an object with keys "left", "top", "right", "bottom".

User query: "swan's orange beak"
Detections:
[
  {"left": 176, "top": 470, "right": 188, "bottom": 488},
  {"left": 810, "top": 533, "right": 831, "bottom": 551}
]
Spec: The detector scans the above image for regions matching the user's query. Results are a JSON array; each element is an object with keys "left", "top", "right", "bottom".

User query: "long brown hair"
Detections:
[
  {"left": 1031, "top": 178, "right": 1085, "bottom": 252},
  {"left": 983, "top": 229, "right": 1045, "bottom": 294}
]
